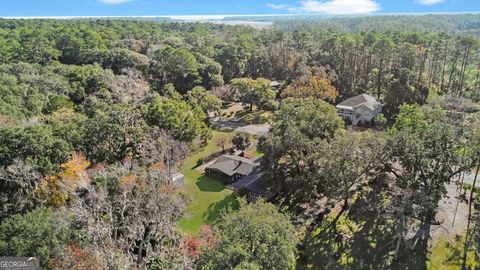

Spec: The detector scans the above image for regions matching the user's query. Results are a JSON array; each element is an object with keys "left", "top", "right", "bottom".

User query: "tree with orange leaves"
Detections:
[
  {"left": 50, "top": 245, "right": 105, "bottom": 270},
  {"left": 281, "top": 76, "right": 338, "bottom": 102},
  {"left": 184, "top": 224, "right": 216, "bottom": 259},
  {"left": 36, "top": 154, "right": 90, "bottom": 208}
]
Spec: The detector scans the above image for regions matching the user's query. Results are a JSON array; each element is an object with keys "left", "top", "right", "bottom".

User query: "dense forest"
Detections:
[
  {"left": 0, "top": 14, "right": 480, "bottom": 269},
  {"left": 275, "top": 14, "right": 480, "bottom": 36}
]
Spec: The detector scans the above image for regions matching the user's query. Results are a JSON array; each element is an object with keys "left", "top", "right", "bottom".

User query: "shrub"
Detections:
[{"left": 197, "top": 158, "right": 204, "bottom": 167}]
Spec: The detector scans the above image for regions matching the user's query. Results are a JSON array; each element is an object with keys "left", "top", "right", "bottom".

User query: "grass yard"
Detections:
[
  {"left": 221, "top": 103, "right": 273, "bottom": 124},
  {"left": 179, "top": 131, "right": 239, "bottom": 234},
  {"left": 428, "top": 235, "right": 478, "bottom": 270},
  {"left": 301, "top": 212, "right": 479, "bottom": 269},
  {"left": 238, "top": 110, "right": 272, "bottom": 124},
  {"left": 246, "top": 148, "right": 264, "bottom": 159}
]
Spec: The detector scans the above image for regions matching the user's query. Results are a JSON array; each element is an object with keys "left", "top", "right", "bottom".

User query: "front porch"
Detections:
[{"left": 205, "top": 168, "right": 245, "bottom": 184}]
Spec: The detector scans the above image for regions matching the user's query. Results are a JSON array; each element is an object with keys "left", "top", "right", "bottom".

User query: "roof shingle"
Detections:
[
  {"left": 337, "top": 94, "right": 381, "bottom": 110},
  {"left": 206, "top": 155, "right": 260, "bottom": 176}
]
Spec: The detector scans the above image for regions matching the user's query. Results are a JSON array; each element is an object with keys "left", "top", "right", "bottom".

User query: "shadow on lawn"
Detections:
[
  {"left": 299, "top": 184, "right": 430, "bottom": 270},
  {"left": 203, "top": 194, "right": 239, "bottom": 224},
  {"left": 301, "top": 202, "right": 397, "bottom": 270},
  {"left": 195, "top": 175, "right": 225, "bottom": 192}
]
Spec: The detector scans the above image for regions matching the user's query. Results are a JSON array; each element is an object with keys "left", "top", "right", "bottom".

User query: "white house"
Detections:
[
  {"left": 270, "top": 81, "right": 282, "bottom": 93},
  {"left": 336, "top": 94, "right": 382, "bottom": 125}
]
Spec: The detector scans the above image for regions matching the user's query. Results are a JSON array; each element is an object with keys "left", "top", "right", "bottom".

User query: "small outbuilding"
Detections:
[
  {"left": 336, "top": 94, "right": 382, "bottom": 125},
  {"left": 171, "top": 173, "right": 185, "bottom": 188}
]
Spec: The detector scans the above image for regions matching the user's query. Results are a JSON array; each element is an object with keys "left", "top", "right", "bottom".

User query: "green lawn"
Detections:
[
  {"left": 246, "top": 148, "right": 264, "bottom": 159},
  {"left": 221, "top": 106, "right": 273, "bottom": 125},
  {"left": 179, "top": 131, "right": 239, "bottom": 234},
  {"left": 301, "top": 211, "right": 479, "bottom": 269},
  {"left": 429, "top": 235, "right": 478, "bottom": 270}
]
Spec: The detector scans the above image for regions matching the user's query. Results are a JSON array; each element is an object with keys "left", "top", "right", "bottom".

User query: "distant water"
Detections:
[
  {"left": 2, "top": 12, "right": 478, "bottom": 24},
  {"left": 0, "top": 15, "right": 276, "bottom": 28},
  {"left": 208, "top": 20, "right": 273, "bottom": 28}
]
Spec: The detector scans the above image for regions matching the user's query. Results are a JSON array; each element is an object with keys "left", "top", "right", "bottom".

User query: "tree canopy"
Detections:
[
  {"left": 198, "top": 200, "right": 298, "bottom": 270},
  {"left": 0, "top": 15, "right": 479, "bottom": 269}
]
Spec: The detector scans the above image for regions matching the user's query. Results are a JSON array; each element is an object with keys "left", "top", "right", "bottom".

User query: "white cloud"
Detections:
[
  {"left": 98, "top": 0, "right": 133, "bottom": 5},
  {"left": 415, "top": 0, "right": 444, "bottom": 5},
  {"left": 268, "top": 0, "right": 380, "bottom": 14},
  {"left": 266, "top": 3, "right": 291, "bottom": 10}
]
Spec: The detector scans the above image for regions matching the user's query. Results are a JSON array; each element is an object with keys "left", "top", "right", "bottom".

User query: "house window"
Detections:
[
  {"left": 250, "top": 192, "right": 260, "bottom": 198},
  {"left": 337, "top": 109, "right": 353, "bottom": 116}
]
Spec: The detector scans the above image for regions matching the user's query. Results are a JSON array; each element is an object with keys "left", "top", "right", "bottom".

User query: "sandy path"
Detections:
[{"left": 431, "top": 181, "right": 469, "bottom": 245}]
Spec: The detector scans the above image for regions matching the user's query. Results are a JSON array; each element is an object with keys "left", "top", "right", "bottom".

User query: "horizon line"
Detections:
[{"left": 1, "top": 11, "right": 480, "bottom": 20}]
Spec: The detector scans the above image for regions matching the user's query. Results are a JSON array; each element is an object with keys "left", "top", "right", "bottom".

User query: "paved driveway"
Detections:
[{"left": 210, "top": 118, "right": 270, "bottom": 136}]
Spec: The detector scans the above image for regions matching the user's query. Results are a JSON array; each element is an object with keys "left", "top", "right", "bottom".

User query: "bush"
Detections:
[
  {"left": 0, "top": 208, "right": 76, "bottom": 268},
  {"left": 231, "top": 132, "right": 251, "bottom": 151},
  {"left": 236, "top": 187, "right": 250, "bottom": 198},
  {"left": 197, "top": 158, "right": 204, "bottom": 167},
  {"left": 45, "top": 95, "right": 75, "bottom": 113},
  {"left": 198, "top": 200, "right": 298, "bottom": 269},
  {"left": 374, "top": 114, "right": 388, "bottom": 126}
]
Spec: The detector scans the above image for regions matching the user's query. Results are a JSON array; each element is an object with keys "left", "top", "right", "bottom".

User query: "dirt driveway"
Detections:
[{"left": 431, "top": 181, "right": 469, "bottom": 245}]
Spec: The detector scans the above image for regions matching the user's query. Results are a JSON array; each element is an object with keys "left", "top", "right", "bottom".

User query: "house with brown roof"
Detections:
[
  {"left": 336, "top": 94, "right": 382, "bottom": 125},
  {"left": 205, "top": 155, "right": 260, "bottom": 184},
  {"left": 205, "top": 155, "right": 277, "bottom": 201}
]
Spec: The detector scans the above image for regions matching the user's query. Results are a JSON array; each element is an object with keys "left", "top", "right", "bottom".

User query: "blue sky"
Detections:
[{"left": 0, "top": 0, "right": 479, "bottom": 17}]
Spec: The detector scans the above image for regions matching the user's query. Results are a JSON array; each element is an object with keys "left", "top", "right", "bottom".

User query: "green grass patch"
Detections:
[
  {"left": 225, "top": 107, "right": 273, "bottom": 124},
  {"left": 179, "top": 131, "right": 239, "bottom": 234},
  {"left": 302, "top": 211, "right": 363, "bottom": 268},
  {"left": 429, "top": 235, "right": 478, "bottom": 270},
  {"left": 246, "top": 148, "right": 264, "bottom": 159},
  {"left": 239, "top": 110, "right": 272, "bottom": 124},
  {"left": 463, "top": 183, "right": 480, "bottom": 193}
]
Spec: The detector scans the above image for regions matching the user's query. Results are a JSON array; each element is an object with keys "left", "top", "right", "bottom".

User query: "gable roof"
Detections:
[
  {"left": 230, "top": 167, "right": 278, "bottom": 200},
  {"left": 337, "top": 94, "right": 381, "bottom": 111},
  {"left": 271, "top": 81, "right": 281, "bottom": 87},
  {"left": 206, "top": 155, "right": 260, "bottom": 176},
  {"left": 230, "top": 167, "right": 265, "bottom": 192}
]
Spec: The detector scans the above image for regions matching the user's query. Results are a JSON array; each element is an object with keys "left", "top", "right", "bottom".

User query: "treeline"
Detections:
[
  {"left": 273, "top": 25, "right": 479, "bottom": 114},
  {"left": 1, "top": 18, "right": 479, "bottom": 114},
  {"left": 276, "top": 14, "right": 480, "bottom": 36}
]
